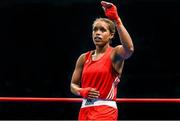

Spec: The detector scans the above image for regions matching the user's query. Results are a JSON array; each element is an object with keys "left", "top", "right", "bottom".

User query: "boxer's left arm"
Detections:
[{"left": 101, "top": 1, "right": 134, "bottom": 59}]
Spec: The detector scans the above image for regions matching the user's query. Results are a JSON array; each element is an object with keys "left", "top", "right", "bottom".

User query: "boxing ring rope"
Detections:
[{"left": 0, "top": 97, "right": 180, "bottom": 103}]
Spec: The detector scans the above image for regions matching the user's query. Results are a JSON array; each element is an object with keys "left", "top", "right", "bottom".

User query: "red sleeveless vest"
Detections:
[{"left": 81, "top": 46, "right": 120, "bottom": 100}]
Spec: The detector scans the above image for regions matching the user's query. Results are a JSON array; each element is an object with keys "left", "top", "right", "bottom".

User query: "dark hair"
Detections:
[{"left": 92, "top": 18, "right": 116, "bottom": 34}]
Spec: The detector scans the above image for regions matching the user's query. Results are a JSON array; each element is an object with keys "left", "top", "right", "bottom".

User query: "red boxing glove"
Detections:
[
  {"left": 79, "top": 87, "right": 91, "bottom": 98},
  {"left": 101, "top": 1, "right": 121, "bottom": 25}
]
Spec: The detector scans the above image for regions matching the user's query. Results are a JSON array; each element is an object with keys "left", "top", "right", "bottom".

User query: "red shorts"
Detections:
[{"left": 78, "top": 105, "right": 118, "bottom": 120}]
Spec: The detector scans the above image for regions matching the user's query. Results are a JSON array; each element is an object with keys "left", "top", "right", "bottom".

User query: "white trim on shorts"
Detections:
[{"left": 81, "top": 99, "right": 117, "bottom": 109}]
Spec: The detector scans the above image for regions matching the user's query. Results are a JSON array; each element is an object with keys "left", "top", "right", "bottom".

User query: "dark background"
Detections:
[{"left": 0, "top": 0, "right": 180, "bottom": 120}]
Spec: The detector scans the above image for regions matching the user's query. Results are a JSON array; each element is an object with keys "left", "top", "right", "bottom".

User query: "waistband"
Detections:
[{"left": 81, "top": 99, "right": 117, "bottom": 109}]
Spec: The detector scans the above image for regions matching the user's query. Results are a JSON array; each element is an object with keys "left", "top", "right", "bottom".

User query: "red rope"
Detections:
[
  {"left": 0, "top": 97, "right": 82, "bottom": 102},
  {"left": 0, "top": 97, "right": 180, "bottom": 103}
]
